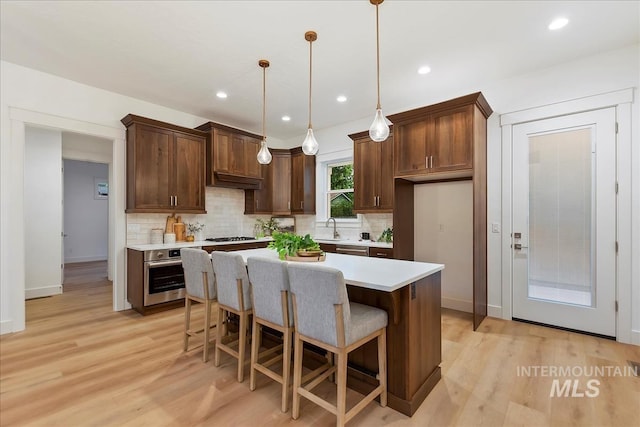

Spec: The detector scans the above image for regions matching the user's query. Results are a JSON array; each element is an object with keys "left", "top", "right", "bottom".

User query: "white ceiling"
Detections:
[{"left": 1, "top": 1, "right": 638, "bottom": 141}]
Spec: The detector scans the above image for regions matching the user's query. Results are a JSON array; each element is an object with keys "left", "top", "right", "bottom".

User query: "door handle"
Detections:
[{"left": 514, "top": 243, "right": 529, "bottom": 250}]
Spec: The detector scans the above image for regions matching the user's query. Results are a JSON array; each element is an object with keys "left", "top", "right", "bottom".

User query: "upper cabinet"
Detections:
[
  {"left": 244, "top": 147, "right": 315, "bottom": 215},
  {"left": 195, "top": 121, "right": 263, "bottom": 190},
  {"left": 290, "top": 147, "right": 316, "bottom": 214},
  {"left": 122, "top": 114, "right": 206, "bottom": 214},
  {"left": 389, "top": 92, "right": 492, "bottom": 180},
  {"left": 350, "top": 131, "right": 394, "bottom": 213}
]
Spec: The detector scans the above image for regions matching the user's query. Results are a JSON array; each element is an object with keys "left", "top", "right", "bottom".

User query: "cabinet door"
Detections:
[
  {"left": 243, "top": 136, "right": 262, "bottom": 179},
  {"left": 353, "top": 137, "right": 377, "bottom": 211},
  {"left": 130, "top": 124, "right": 172, "bottom": 209},
  {"left": 430, "top": 105, "right": 473, "bottom": 172},
  {"left": 213, "top": 128, "right": 232, "bottom": 173},
  {"left": 272, "top": 151, "right": 291, "bottom": 214},
  {"left": 229, "top": 133, "right": 246, "bottom": 175},
  {"left": 394, "top": 119, "right": 429, "bottom": 176},
  {"left": 377, "top": 135, "right": 394, "bottom": 210},
  {"left": 174, "top": 132, "right": 206, "bottom": 211},
  {"left": 291, "top": 151, "right": 315, "bottom": 214},
  {"left": 245, "top": 162, "right": 273, "bottom": 214}
]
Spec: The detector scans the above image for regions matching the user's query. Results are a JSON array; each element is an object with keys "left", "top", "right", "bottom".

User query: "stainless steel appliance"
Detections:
[
  {"left": 335, "top": 245, "right": 370, "bottom": 257},
  {"left": 144, "top": 248, "right": 185, "bottom": 306}
]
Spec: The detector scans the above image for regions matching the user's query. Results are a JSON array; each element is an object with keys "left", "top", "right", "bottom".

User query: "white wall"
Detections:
[
  {"left": 24, "top": 126, "right": 62, "bottom": 299},
  {"left": 415, "top": 181, "right": 474, "bottom": 312},
  {"left": 63, "top": 160, "right": 108, "bottom": 263}
]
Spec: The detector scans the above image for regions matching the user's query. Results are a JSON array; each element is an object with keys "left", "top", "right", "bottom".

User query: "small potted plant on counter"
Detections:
[
  {"left": 255, "top": 217, "right": 280, "bottom": 237},
  {"left": 268, "top": 231, "right": 322, "bottom": 260},
  {"left": 187, "top": 222, "right": 205, "bottom": 242}
]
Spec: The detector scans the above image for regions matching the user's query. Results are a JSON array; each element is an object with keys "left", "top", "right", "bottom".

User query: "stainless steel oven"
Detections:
[{"left": 143, "top": 249, "right": 185, "bottom": 306}]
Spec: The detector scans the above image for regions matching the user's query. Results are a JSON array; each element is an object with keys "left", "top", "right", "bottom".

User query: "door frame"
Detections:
[
  {"left": 5, "top": 107, "right": 128, "bottom": 333},
  {"left": 499, "top": 88, "right": 634, "bottom": 343}
]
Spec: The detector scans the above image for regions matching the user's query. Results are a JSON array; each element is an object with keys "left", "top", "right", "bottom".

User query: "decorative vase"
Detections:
[{"left": 194, "top": 230, "right": 204, "bottom": 242}]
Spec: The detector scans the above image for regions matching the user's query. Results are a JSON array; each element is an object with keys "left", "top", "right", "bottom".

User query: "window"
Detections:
[{"left": 327, "top": 161, "right": 356, "bottom": 219}]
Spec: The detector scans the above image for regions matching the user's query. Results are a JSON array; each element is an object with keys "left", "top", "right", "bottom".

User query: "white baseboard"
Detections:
[
  {"left": 441, "top": 296, "right": 473, "bottom": 313},
  {"left": 487, "top": 304, "right": 502, "bottom": 318},
  {"left": 631, "top": 330, "right": 640, "bottom": 346},
  {"left": 64, "top": 255, "right": 107, "bottom": 264},
  {"left": 25, "top": 285, "right": 62, "bottom": 300},
  {"left": 0, "top": 319, "right": 14, "bottom": 335}
]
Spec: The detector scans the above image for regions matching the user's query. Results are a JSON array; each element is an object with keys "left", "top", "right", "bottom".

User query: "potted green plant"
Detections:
[
  {"left": 378, "top": 227, "right": 393, "bottom": 243},
  {"left": 255, "top": 217, "right": 280, "bottom": 237},
  {"left": 268, "top": 231, "right": 321, "bottom": 260}
]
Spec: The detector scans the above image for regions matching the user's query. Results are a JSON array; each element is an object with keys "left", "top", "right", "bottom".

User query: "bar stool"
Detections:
[
  {"left": 211, "top": 251, "right": 253, "bottom": 382},
  {"left": 287, "top": 263, "right": 388, "bottom": 427},
  {"left": 180, "top": 248, "right": 217, "bottom": 362},
  {"left": 246, "top": 256, "right": 295, "bottom": 412}
]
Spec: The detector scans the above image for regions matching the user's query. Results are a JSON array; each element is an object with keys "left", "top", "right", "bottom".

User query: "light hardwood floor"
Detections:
[{"left": 1, "top": 261, "right": 638, "bottom": 427}]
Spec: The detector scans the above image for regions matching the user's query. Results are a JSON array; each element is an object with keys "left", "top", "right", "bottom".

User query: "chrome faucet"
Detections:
[{"left": 326, "top": 217, "right": 340, "bottom": 239}]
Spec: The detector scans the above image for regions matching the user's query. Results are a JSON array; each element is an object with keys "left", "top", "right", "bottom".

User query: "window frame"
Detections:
[{"left": 315, "top": 149, "right": 361, "bottom": 227}]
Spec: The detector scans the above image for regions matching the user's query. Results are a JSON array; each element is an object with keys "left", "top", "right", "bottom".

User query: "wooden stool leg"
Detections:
[
  {"left": 281, "top": 329, "right": 292, "bottom": 413},
  {"left": 378, "top": 329, "right": 387, "bottom": 407},
  {"left": 336, "top": 350, "right": 348, "bottom": 427},
  {"left": 249, "top": 319, "right": 260, "bottom": 391},
  {"left": 183, "top": 297, "right": 191, "bottom": 352},
  {"left": 203, "top": 298, "right": 212, "bottom": 362},
  {"left": 291, "top": 333, "right": 303, "bottom": 420},
  {"left": 237, "top": 311, "right": 248, "bottom": 382},
  {"left": 214, "top": 306, "right": 224, "bottom": 367}
]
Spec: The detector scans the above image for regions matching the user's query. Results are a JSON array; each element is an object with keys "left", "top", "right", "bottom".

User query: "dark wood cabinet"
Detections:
[
  {"left": 389, "top": 92, "right": 493, "bottom": 330},
  {"left": 290, "top": 148, "right": 316, "bottom": 214},
  {"left": 369, "top": 247, "right": 393, "bottom": 258},
  {"left": 122, "top": 114, "right": 206, "bottom": 214},
  {"left": 272, "top": 150, "right": 293, "bottom": 214},
  {"left": 318, "top": 243, "right": 336, "bottom": 253},
  {"left": 350, "top": 131, "right": 394, "bottom": 213},
  {"left": 201, "top": 240, "right": 269, "bottom": 253},
  {"left": 244, "top": 147, "right": 315, "bottom": 215},
  {"left": 196, "top": 121, "right": 263, "bottom": 190},
  {"left": 393, "top": 103, "right": 476, "bottom": 179}
]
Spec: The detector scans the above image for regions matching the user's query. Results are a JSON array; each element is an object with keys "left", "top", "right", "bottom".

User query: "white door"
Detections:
[{"left": 512, "top": 108, "right": 616, "bottom": 337}]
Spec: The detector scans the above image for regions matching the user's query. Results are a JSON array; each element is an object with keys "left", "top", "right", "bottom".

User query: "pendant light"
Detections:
[
  {"left": 301, "top": 30, "right": 319, "bottom": 155},
  {"left": 369, "top": 0, "right": 390, "bottom": 142},
  {"left": 257, "top": 59, "right": 272, "bottom": 165}
]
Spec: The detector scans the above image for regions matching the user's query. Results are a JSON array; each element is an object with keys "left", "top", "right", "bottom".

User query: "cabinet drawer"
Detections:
[{"left": 369, "top": 247, "right": 393, "bottom": 258}]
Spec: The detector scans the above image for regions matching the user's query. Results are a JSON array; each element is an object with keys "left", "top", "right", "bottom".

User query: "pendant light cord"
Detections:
[
  {"left": 262, "top": 65, "right": 266, "bottom": 140},
  {"left": 308, "top": 38, "right": 313, "bottom": 129},
  {"left": 375, "top": 2, "right": 381, "bottom": 110}
]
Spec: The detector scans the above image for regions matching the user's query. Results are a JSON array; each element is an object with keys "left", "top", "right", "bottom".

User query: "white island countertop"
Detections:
[{"left": 232, "top": 248, "right": 443, "bottom": 292}]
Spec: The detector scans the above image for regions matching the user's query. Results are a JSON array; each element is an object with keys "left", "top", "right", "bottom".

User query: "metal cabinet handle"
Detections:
[
  {"left": 426, "top": 156, "right": 429, "bottom": 169},
  {"left": 288, "top": 201, "right": 290, "bottom": 210},
  {"left": 374, "top": 252, "right": 388, "bottom": 257},
  {"left": 300, "top": 201, "right": 304, "bottom": 209},
  {"left": 175, "top": 195, "right": 178, "bottom": 206},
  {"left": 430, "top": 156, "right": 433, "bottom": 169}
]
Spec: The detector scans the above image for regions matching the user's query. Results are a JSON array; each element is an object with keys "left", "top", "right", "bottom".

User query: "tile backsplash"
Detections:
[{"left": 126, "top": 187, "right": 393, "bottom": 245}]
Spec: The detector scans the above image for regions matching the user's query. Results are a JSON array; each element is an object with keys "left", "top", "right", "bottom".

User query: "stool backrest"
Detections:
[
  {"left": 287, "top": 263, "right": 350, "bottom": 347},
  {"left": 247, "top": 256, "right": 293, "bottom": 327},
  {"left": 180, "top": 248, "right": 215, "bottom": 300},
  {"left": 211, "top": 251, "right": 251, "bottom": 311}
]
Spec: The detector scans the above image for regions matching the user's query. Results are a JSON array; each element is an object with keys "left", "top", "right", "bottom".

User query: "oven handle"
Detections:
[{"left": 145, "top": 259, "right": 183, "bottom": 268}]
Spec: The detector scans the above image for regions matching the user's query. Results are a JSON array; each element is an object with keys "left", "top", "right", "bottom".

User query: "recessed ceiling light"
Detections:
[
  {"left": 281, "top": 116, "right": 291, "bottom": 122},
  {"left": 418, "top": 65, "right": 431, "bottom": 75},
  {"left": 548, "top": 17, "right": 569, "bottom": 30},
  {"left": 336, "top": 95, "right": 347, "bottom": 103},
  {"left": 216, "top": 91, "right": 228, "bottom": 99}
]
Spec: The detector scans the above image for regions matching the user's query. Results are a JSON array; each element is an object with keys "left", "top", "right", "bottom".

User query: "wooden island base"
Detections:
[{"left": 345, "top": 271, "right": 442, "bottom": 416}]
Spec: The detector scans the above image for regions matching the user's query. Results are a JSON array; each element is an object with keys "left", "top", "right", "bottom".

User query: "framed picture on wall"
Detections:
[
  {"left": 94, "top": 177, "right": 108, "bottom": 199},
  {"left": 273, "top": 216, "right": 295, "bottom": 233}
]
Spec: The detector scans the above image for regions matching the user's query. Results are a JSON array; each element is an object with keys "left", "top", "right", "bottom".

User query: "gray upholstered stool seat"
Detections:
[
  {"left": 288, "top": 263, "right": 387, "bottom": 427},
  {"left": 211, "top": 251, "right": 253, "bottom": 382},
  {"left": 180, "top": 248, "right": 217, "bottom": 362},
  {"left": 247, "top": 256, "right": 294, "bottom": 412}
]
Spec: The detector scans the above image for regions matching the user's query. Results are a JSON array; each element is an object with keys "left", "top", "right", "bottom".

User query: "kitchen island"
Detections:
[{"left": 233, "top": 248, "right": 444, "bottom": 416}]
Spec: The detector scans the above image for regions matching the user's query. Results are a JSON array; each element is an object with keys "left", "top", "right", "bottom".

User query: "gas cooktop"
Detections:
[{"left": 205, "top": 236, "right": 256, "bottom": 242}]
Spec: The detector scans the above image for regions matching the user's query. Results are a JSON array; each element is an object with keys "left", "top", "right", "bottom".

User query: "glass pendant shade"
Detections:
[
  {"left": 301, "top": 127, "right": 319, "bottom": 155},
  {"left": 257, "top": 138, "right": 272, "bottom": 164},
  {"left": 369, "top": 108, "right": 390, "bottom": 142}
]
